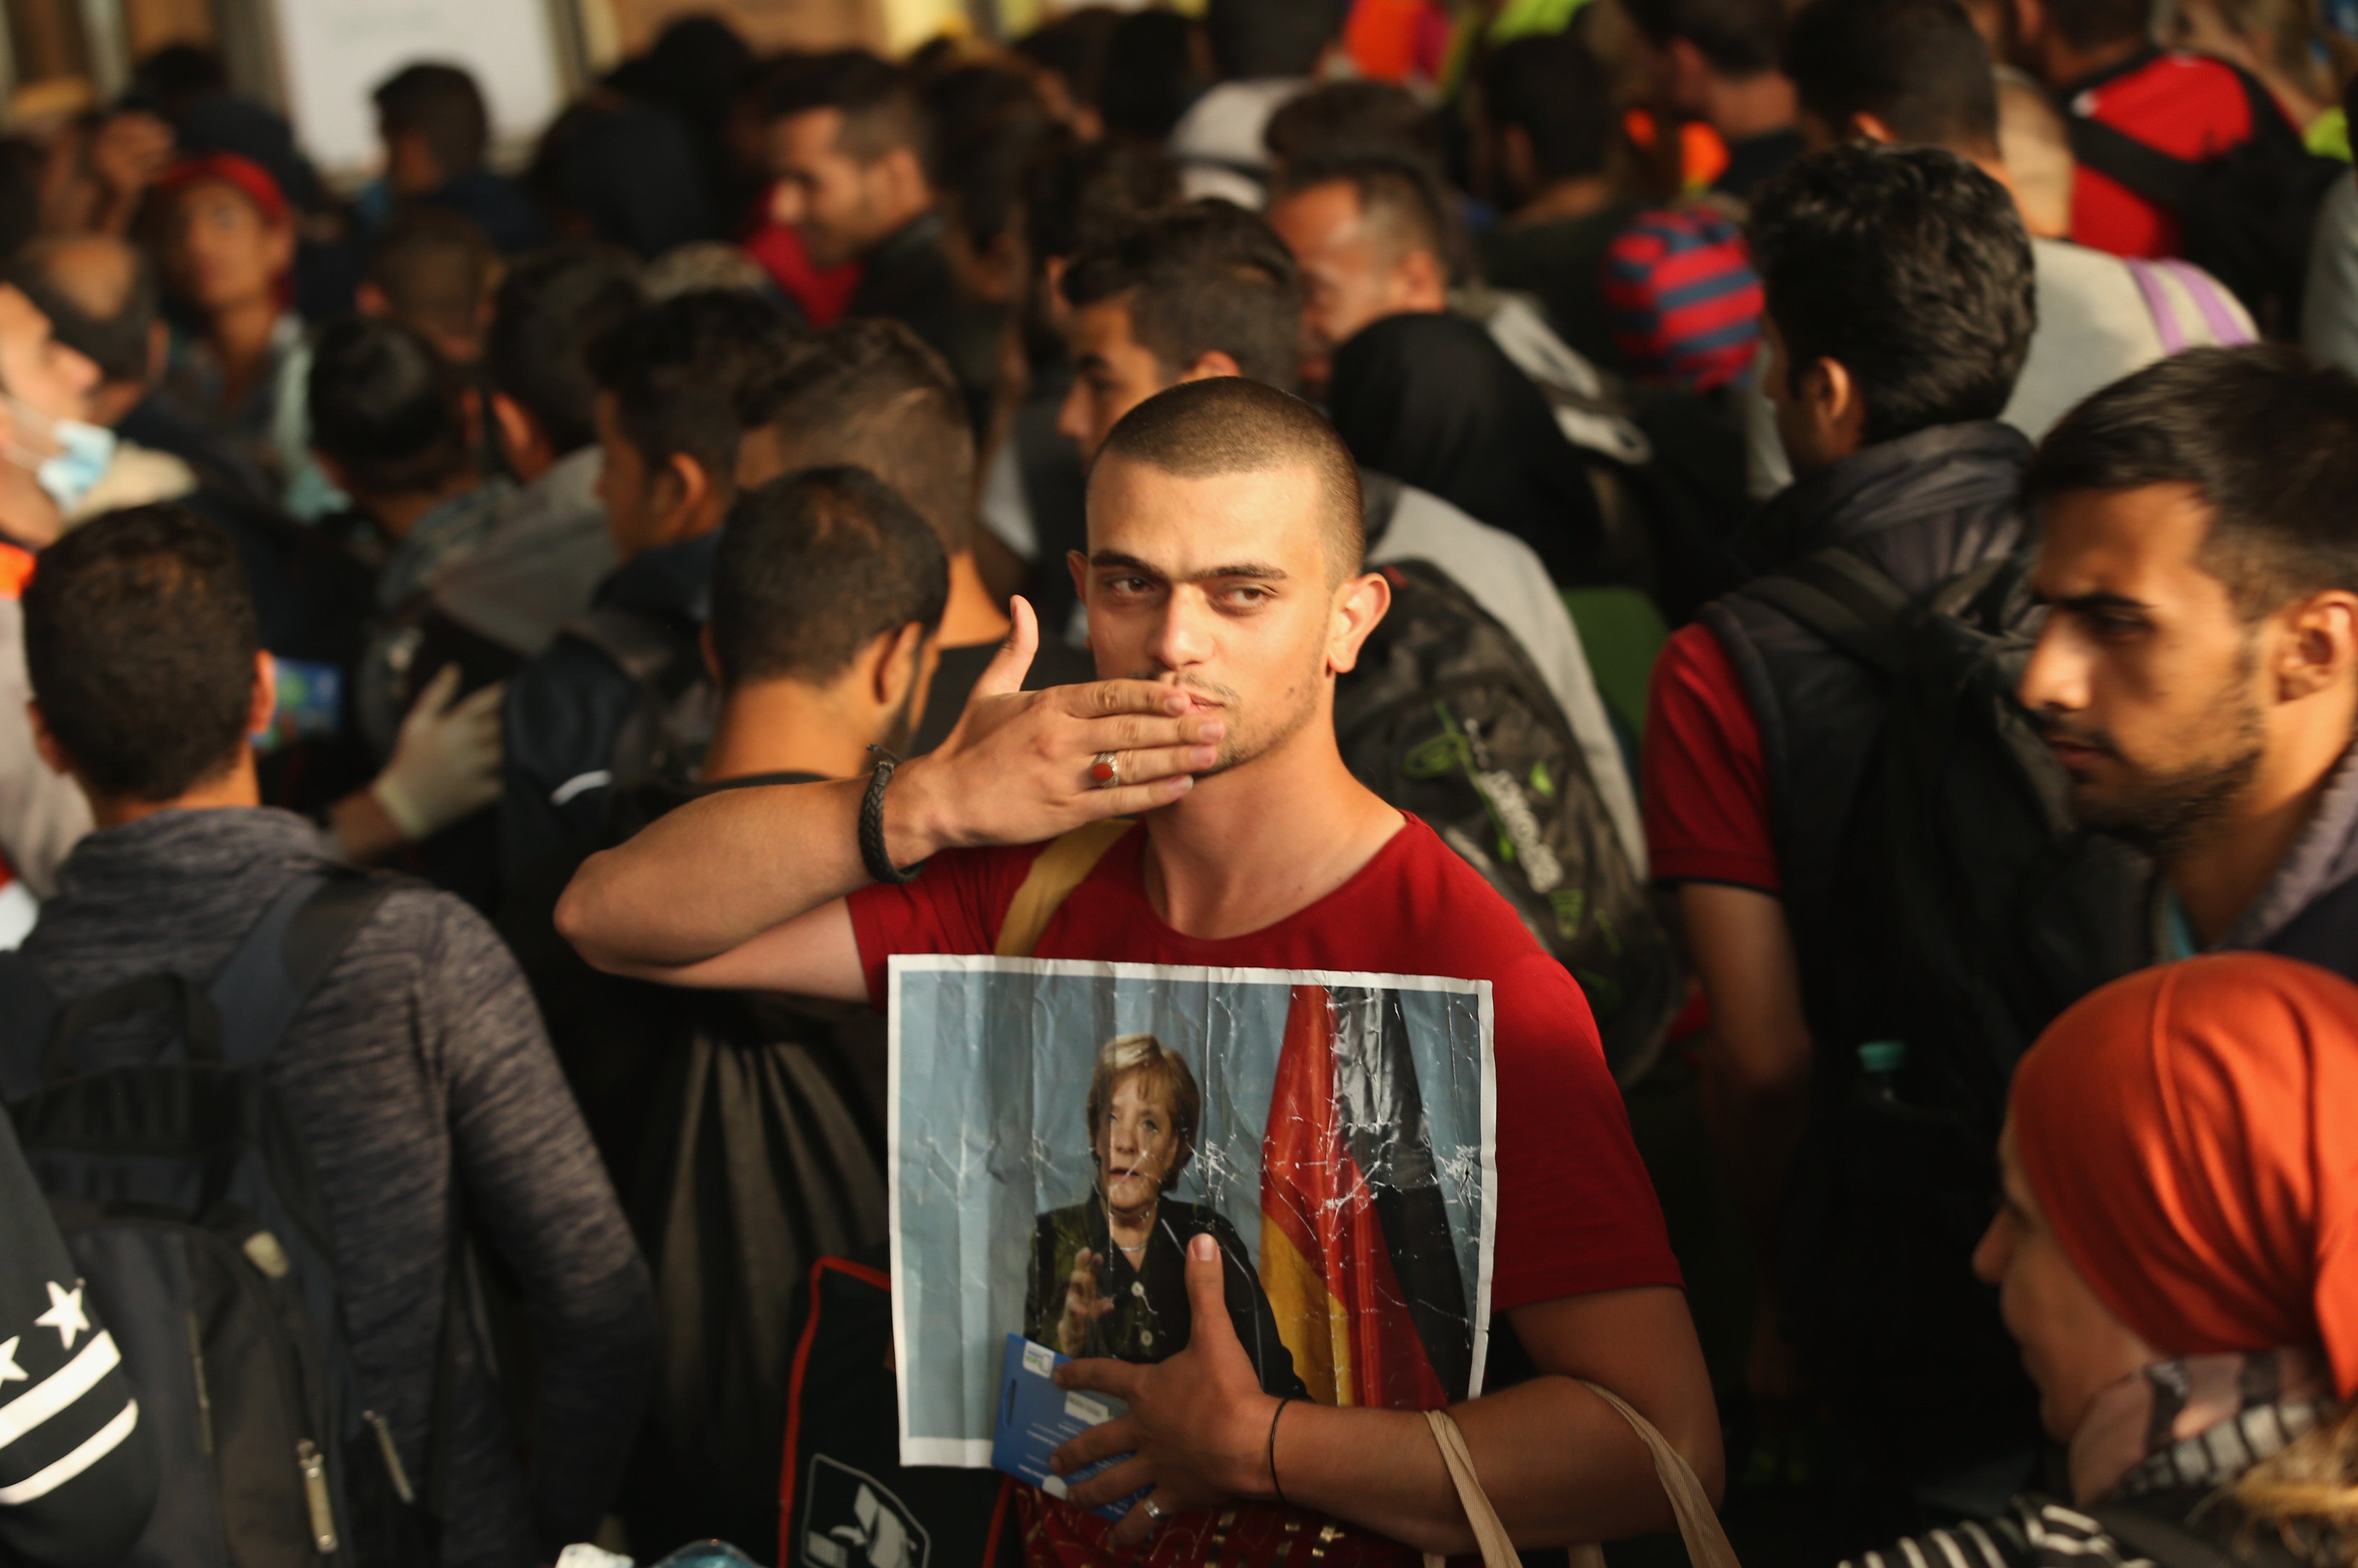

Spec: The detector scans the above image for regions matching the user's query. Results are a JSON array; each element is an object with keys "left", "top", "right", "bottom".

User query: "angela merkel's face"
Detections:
[{"left": 1096, "top": 1069, "right": 1181, "bottom": 1215}]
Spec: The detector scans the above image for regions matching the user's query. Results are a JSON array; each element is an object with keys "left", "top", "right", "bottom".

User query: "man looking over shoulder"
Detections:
[{"left": 559, "top": 377, "right": 1719, "bottom": 1557}]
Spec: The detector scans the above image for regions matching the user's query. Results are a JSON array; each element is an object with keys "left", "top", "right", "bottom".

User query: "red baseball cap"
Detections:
[{"left": 154, "top": 151, "right": 291, "bottom": 229}]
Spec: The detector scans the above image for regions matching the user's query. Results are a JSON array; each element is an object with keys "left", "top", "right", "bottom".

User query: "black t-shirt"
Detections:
[{"left": 910, "top": 635, "right": 1099, "bottom": 756}]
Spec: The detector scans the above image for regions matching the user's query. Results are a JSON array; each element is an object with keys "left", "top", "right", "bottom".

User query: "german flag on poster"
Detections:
[{"left": 1257, "top": 984, "right": 1472, "bottom": 1408}]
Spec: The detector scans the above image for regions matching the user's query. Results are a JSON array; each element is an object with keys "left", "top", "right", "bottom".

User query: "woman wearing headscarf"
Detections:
[
  {"left": 1846, "top": 953, "right": 2357, "bottom": 1567},
  {"left": 1325, "top": 312, "right": 1606, "bottom": 586}
]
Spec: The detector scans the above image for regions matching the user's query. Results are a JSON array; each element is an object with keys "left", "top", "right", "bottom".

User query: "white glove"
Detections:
[{"left": 369, "top": 665, "right": 504, "bottom": 841}]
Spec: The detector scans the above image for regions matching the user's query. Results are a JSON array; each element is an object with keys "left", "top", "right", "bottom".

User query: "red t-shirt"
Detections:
[
  {"left": 2069, "top": 52, "right": 2256, "bottom": 259},
  {"left": 848, "top": 813, "right": 1680, "bottom": 1315},
  {"left": 1641, "top": 622, "right": 1777, "bottom": 894}
]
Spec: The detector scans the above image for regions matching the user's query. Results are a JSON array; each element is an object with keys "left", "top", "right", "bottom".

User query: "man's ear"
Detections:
[
  {"left": 1797, "top": 355, "right": 1866, "bottom": 457},
  {"left": 875, "top": 621, "right": 926, "bottom": 708},
  {"left": 699, "top": 622, "right": 724, "bottom": 687},
  {"left": 1176, "top": 350, "right": 1244, "bottom": 384},
  {"left": 27, "top": 700, "right": 70, "bottom": 777},
  {"left": 1850, "top": 111, "right": 1900, "bottom": 145},
  {"left": 656, "top": 452, "right": 712, "bottom": 542},
  {"left": 246, "top": 649, "right": 277, "bottom": 740},
  {"left": 1393, "top": 247, "right": 1450, "bottom": 313},
  {"left": 1325, "top": 570, "right": 1394, "bottom": 677},
  {"left": 489, "top": 392, "right": 541, "bottom": 474},
  {"left": 1500, "top": 124, "right": 1538, "bottom": 198},
  {"left": 1067, "top": 547, "right": 1090, "bottom": 607},
  {"left": 2275, "top": 591, "right": 2358, "bottom": 704},
  {"left": 355, "top": 281, "right": 391, "bottom": 317},
  {"left": 146, "top": 319, "right": 168, "bottom": 386}
]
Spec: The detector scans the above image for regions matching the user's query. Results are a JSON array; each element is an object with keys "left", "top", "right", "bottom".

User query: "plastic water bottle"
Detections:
[{"left": 1858, "top": 1039, "right": 1906, "bottom": 1103}]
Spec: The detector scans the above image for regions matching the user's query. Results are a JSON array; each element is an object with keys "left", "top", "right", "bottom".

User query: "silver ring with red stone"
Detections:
[{"left": 1090, "top": 751, "right": 1121, "bottom": 790}]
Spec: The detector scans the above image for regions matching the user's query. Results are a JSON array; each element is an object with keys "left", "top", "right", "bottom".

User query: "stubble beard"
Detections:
[{"left": 2051, "top": 663, "right": 2268, "bottom": 858}]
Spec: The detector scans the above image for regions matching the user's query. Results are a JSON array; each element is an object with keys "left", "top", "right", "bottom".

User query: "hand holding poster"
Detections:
[{"left": 888, "top": 956, "right": 1497, "bottom": 1482}]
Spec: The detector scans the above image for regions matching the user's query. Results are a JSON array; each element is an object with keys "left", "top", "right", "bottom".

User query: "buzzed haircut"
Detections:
[
  {"left": 9, "top": 237, "right": 158, "bottom": 385},
  {"left": 2039, "top": 0, "right": 2150, "bottom": 50},
  {"left": 1062, "top": 200, "right": 1304, "bottom": 392},
  {"left": 1095, "top": 377, "right": 1366, "bottom": 580},
  {"left": 1478, "top": 33, "right": 1618, "bottom": 184},
  {"left": 365, "top": 204, "right": 498, "bottom": 345},
  {"left": 709, "top": 466, "right": 949, "bottom": 690},
  {"left": 1749, "top": 142, "right": 2034, "bottom": 446},
  {"left": 1276, "top": 145, "right": 1465, "bottom": 284},
  {"left": 308, "top": 315, "right": 468, "bottom": 496},
  {"left": 1784, "top": 0, "right": 2000, "bottom": 158},
  {"left": 758, "top": 49, "right": 927, "bottom": 166},
  {"left": 1623, "top": 0, "right": 1787, "bottom": 76},
  {"left": 2024, "top": 347, "right": 2358, "bottom": 622},
  {"left": 588, "top": 287, "right": 800, "bottom": 498},
  {"left": 1206, "top": 0, "right": 1350, "bottom": 80},
  {"left": 735, "top": 317, "right": 975, "bottom": 553},
  {"left": 485, "top": 240, "right": 643, "bottom": 456},
  {"left": 24, "top": 505, "right": 258, "bottom": 802},
  {"left": 1263, "top": 79, "right": 1447, "bottom": 174},
  {"left": 373, "top": 62, "right": 491, "bottom": 178}
]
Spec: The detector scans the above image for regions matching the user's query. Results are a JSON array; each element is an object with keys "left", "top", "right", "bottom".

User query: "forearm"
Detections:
[
  {"left": 557, "top": 774, "right": 883, "bottom": 970},
  {"left": 328, "top": 786, "right": 406, "bottom": 865},
  {"left": 1268, "top": 1377, "right": 1670, "bottom": 1552}
]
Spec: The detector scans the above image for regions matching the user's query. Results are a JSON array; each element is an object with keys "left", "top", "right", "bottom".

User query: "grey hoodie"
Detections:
[{"left": 14, "top": 807, "right": 653, "bottom": 1564}]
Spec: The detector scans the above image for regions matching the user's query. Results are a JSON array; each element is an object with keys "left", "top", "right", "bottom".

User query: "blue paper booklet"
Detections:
[{"left": 989, "top": 1334, "right": 1143, "bottom": 1521}]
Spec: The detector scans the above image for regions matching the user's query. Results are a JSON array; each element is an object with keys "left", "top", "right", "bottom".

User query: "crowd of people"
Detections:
[{"left": 0, "top": 0, "right": 2353, "bottom": 1564}]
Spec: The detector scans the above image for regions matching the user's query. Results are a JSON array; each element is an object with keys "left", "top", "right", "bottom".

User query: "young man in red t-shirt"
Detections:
[
  {"left": 2005, "top": 0, "right": 2262, "bottom": 257},
  {"left": 560, "top": 376, "right": 1719, "bottom": 1556}
]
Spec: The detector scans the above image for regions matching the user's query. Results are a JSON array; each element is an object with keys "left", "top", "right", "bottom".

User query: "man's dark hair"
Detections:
[
  {"left": 1622, "top": 0, "right": 1787, "bottom": 77},
  {"left": 1098, "top": 12, "right": 1205, "bottom": 142},
  {"left": 10, "top": 237, "right": 158, "bottom": 385},
  {"left": 1205, "top": 0, "right": 1349, "bottom": 80},
  {"left": 758, "top": 49, "right": 927, "bottom": 167},
  {"left": 931, "top": 84, "right": 1058, "bottom": 251},
  {"left": 1263, "top": 80, "right": 1447, "bottom": 174},
  {"left": 1784, "top": 0, "right": 2000, "bottom": 157},
  {"left": 1097, "top": 377, "right": 1364, "bottom": 577},
  {"left": 373, "top": 62, "right": 491, "bottom": 180},
  {"left": 365, "top": 205, "right": 498, "bottom": 345},
  {"left": 485, "top": 241, "right": 643, "bottom": 455},
  {"left": 0, "top": 140, "right": 38, "bottom": 264},
  {"left": 1478, "top": 33, "right": 1617, "bottom": 184},
  {"left": 710, "top": 465, "right": 949, "bottom": 690},
  {"left": 736, "top": 318, "right": 975, "bottom": 553},
  {"left": 24, "top": 505, "right": 258, "bottom": 802},
  {"left": 2039, "top": 0, "right": 2150, "bottom": 51},
  {"left": 1063, "top": 200, "right": 1303, "bottom": 391},
  {"left": 2024, "top": 347, "right": 2358, "bottom": 621},
  {"left": 1276, "top": 145, "right": 1466, "bottom": 284},
  {"left": 308, "top": 315, "right": 468, "bottom": 497},
  {"left": 1021, "top": 134, "right": 1181, "bottom": 265},
  {"left": 1748, "top": 142, "right": 2034, "bottom": 446},
  {"left": 1014, "top": 8, "right": 1122, "bottom": 114},
  {"left": 588, "top": 287, "right": 798, "bottom": 498}
]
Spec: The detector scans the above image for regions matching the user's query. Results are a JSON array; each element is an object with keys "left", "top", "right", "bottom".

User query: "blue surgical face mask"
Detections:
[{"left": 4, "top": 397, "right": 115, "bottom": 514}]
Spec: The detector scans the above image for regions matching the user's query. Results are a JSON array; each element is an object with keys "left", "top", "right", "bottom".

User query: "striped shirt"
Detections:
[{"left": 0, "top": 1113, "right": 155, "bottom": 1568}]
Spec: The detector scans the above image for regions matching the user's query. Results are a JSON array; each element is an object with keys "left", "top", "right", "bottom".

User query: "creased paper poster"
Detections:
[{"left": 887, "top": 956, "right": 1497, "bottom": 1466}]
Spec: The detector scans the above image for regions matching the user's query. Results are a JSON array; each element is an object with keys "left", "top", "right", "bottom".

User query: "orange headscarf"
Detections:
[{"left": 2012, "top": 953, "right": 2358, "bottom": 1399}]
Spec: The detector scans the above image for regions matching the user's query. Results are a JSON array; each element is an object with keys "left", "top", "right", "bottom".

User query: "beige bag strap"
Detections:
[
  {"left": 992, "top": 819, "right": 1136, "bottom": 958},
  {"left": 1420, "top": 1383, "right": 1740, "bottom": 1568}
]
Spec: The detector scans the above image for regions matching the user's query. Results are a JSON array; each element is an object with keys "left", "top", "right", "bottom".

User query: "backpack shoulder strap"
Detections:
[
  {"left": 2127, "top": 258, "right": 2190, "bottom": 354},
  {"left": 2068, "top": 113, "right": 2205, "bottom": 213},
  {"left": 993, "top": 821, "right": 1136, "bottom": 958},
  {"left": 208, "top": 870, "right": 400, "bottom": 1068},
  {"left": 0, "top": 953, "right": 58, "bottom": 1101},
  {"left": 561, "top": 604, "right": 697, "bottom": 685},
  {"left": 1739, "top": 547, "right": 1913, "bottom": 676}
]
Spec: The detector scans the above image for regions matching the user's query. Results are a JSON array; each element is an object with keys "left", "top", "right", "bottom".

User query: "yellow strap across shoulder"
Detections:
[{"left": 993, "top": 819, "right": 1137, "bottom": 958}]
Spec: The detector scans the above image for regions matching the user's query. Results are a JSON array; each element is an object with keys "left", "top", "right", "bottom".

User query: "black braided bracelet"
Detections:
[
  {"left": 860, "top": 748, "right": 926, "bottom": 885},
  {"left": 1268, "top": 1395, "right": 1295, "bottom": 1508}
]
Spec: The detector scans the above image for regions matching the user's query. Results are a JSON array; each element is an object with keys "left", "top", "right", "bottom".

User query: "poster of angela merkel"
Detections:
[{"left": 886, "top": 955, "right": 1495, "bottom": 1467}]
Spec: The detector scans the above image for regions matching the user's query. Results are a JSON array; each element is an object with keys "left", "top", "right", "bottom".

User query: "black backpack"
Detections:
[
  {"left": 1740, "top": 549, "right": 2149, "bottom": 1472},
  {"left": 0, "top": 871, "right": 467, "bottom": 1567},
  {"left": 559, "top": 606, "right": 717, "bottom": 803},
  {"left": 778, "top": 1249, "right": 1016, "bottom": 1568},
  {"left": 1335, "top": 556, "right": 1684, "bottom": 1081},
  {"left": 2067, "top": 61, "right": 2344, "bottom": 336}
]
